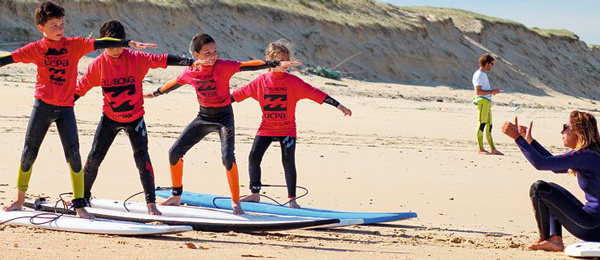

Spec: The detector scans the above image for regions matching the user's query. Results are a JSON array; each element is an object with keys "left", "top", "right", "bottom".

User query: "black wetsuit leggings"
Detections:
[
  {"left": 83, "top": 115, "right": 156, "bottom": 203},
  {"left": 169, "top": 105, "right": 236, "bottom": 169},
  {"left": 21, "top": 99, "right": 81, "bottom": 172},
  {"left": 530, "top": 180, "right": 600, "bottom": 242},
  {"left": 248, "top": 136, "right": 297, "bottom": 198}
]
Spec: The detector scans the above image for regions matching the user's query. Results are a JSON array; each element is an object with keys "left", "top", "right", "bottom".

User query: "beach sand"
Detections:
[{"left": 0, "top": 55, "right": 595, "bottom": 259}]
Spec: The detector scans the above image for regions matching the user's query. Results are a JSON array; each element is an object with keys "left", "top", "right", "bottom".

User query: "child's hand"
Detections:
[
  {"left": 128, "top": 40, "right": 157, "bottom": 49},
  {"left": 279, "top": 61, "right": 302, "bottom": 68},
  {"left": 338, "top": 104, "right": 352, "bottom": 116},
  {"left": 191, "top": 59, "right": 204, "bottom": 68},
  {"left": 143, "top": 91, "right": 156, "bottom": 99}
]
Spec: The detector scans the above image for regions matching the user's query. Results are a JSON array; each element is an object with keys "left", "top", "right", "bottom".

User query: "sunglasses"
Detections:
[{"left": 563, "top": 124, "right": 571, "bottom": 131}]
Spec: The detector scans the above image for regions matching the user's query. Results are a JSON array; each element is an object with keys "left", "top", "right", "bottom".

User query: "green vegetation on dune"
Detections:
[
  {"left": 398, "top": 6, "right": 519, "bottom": 24},
  {"left": 401, "top": 6, "right": 577, "bottom": 40},
  {"left": 531, "top": 27, "right": 577, "bottom": 39},
  {"left": 8, "top": 0, "right": 579, "bottom": 40}
]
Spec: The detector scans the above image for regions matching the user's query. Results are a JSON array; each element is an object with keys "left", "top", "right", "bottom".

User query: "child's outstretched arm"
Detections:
[
  {"left": 94, "top": 37, "right": 157, "bottom": 50},
  {"left": 0, "top": 54, "right": 14, "bottom": 68},
  {"left": 324, "top": 95, "right": 352, "bottom": 116},
  {"left": 144, "top": 78, "right": 182, "bottom": 99},
  {"left": 239, "top": 60, "right": 301, "bottom": 71},
  {"left": 74, "top": 62, "right": 102, "bottom": 102},
  {"left": 166, "top": 55, "right": 202, "bottom": 67}
]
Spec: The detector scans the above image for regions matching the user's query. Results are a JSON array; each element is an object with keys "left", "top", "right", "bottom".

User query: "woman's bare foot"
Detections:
[
  {"left": 288, "top": 200, "right": 301, "bottom": 209},
  {"left": 160, "top": 196, "right": 182, "bottom": 206},
  {"left": 232, "top": 201, "right": 244, "bottom": 215},
  {"left": 2, "top": 191, "right": 26, "bottom": 211},
  {"left": 75, "top": 208, "right": 95, "bottom": 219},
  {"left": 529, "top": 236, "right": 564, "bottom": 251},
  {"left": 490, "top": 149, "right": 504, "bottom": 156},
  {"left": 478, "top": 149, "right": 490, "bottom": 155},
  {"left": 147, "top": 203, "right": 162, "bottom": 216},
  {"left": 241, "top": 193, "right": 260, "bottom": 203}
]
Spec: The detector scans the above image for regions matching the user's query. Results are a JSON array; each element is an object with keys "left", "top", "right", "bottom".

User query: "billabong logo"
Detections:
[
  {"left": 263, "top": 94, "right": 287, "bottom": 111},
  {"left": 49, "top": 68, "right": 66, "bottom": 82},
  {"left": 44, "top": 48, "right": 68, "bottom": 56},
  {"left": 103, "top": 84, "right": 136, "bottom": 98},
  {"left": 102, "top": 76, "right": 135, "bottom": 87},
  {"left": 103, "top": 84, "right": 137, "bottom": 112},
  {"left": 108, "top": 100, "right": 135, "bottom": 113},
  {"left": 195, "top": 79, "right": 216, "bottom": 91}
]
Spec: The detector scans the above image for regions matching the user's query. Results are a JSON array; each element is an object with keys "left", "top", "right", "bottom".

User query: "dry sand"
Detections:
[{"left": 0, "top": 53, "right": 597, "bottom": 259}]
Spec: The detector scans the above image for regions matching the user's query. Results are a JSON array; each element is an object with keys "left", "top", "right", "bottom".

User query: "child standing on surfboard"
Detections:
[
  {"left": 0, "top": 1, "right": 156, "bottom": 218},
  {"left": 144, "top": 33, "right": 300, "bottom": 214},
  {"left": 75, "top": 20, "right": 203, "bottom": 215},
  {"left": 233, "top": 40, "right": 352, "bottom": 208}
]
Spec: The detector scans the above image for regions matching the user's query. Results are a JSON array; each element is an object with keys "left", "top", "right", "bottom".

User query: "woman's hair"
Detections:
[
  {"left": 266, "top": 39, "right": 293, "bottom": 62},
  {"left": 568, "top": 110, "right": 600, "bottom": 175},
  {"left": 189, "top": 33, "right": 215, "bottom": 56},
  {"left": 479, "top": 53, "right": 496, "bottom": 67}
]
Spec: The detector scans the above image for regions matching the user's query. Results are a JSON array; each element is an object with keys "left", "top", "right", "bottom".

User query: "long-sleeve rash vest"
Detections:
[
  {"left": 6, "top": 37, "right": 133, "bottom": 107},
  {"left": 232, "top": 72, "right": 327, "bottom": 137},
  {"left": 76, "top": 49, "right": 168, "bottom": 123}
]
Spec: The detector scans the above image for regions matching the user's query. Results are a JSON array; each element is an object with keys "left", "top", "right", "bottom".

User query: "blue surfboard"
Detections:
[{"left": 156, "top": 189, "right": 417, "bottom": 224}]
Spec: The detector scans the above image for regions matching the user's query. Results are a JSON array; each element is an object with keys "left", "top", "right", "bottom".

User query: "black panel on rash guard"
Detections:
[
  {"left": 0, "top": 54, "right": 14, "bottom": 67},
  {"left": 153, "top": 83, "right": 182, "bottom": 96},
  {"left": 93, "top": 38, "right": 131, "bottom": 50},
  {"left": 323, "top": 95, "right": 340, "bottom": 107},
  {"left": 239, "top": 61, "right": 280, "bottom": 72},
  {"left": 167, "top": 55, "right": 195, "bottom": 66}
]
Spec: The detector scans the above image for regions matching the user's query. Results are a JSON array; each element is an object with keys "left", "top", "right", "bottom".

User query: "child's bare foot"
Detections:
[
  {"left": 2, "top": 199, "right": 25, "bottom": 211},
  {"left": 241, "top": 193, "right": 260, "bottom": 203},
  {"left": 160, "top": 196, "right": 182, "bottom": 206},
  {"left": 75, "top": 208, "right": 95, "bottom": 219},
  {"left": 147, "top": 203, "right": 162, "bottom": 216},
  {"left": 288, "top": 200, "right": 301, "bottom": 209},
  {"left": 490, "top": 149, "right": 504, "bottom": 156},
  {"left": 2, "top": 191, "right": 26, "bottom": 211},
  {"left": 529, "top": 236, "right": 564, "bottom": 251},
  {"left": 232, "top": 201, "right": 244, "bottom": 215}
]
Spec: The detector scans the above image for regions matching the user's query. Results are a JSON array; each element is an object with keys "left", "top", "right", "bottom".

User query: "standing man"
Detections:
[{"left": 473, "top": 53, "right": 502, "bottom": 155}]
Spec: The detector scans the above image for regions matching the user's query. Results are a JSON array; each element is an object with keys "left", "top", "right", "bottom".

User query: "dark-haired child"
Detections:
[
  {"left": 145, "top": 33, "right": 300, "bottom": 214},
  {"left": 75, "top": 20, "right": 202, "bottom": 215},
  {"left": 0, "top": 1, "right": 156, "bottom": 218}
]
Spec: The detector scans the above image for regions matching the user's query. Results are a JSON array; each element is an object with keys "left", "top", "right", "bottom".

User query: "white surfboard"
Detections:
[
  {"left": 88, "top": 199, "right": 362, "bottom": 230},
  {"left": 0, "top": 209, "right": 192, "bottom": 235},
  {"left": 26, "top": 200, "right": 349, "bottom": 232},
  {"left": 92, "top": 198, "right": 362, "bottom": 226},
  {"left": 565, "top": 242, "right": 600, "bottom": 257}
]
